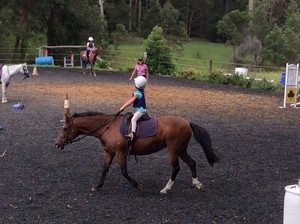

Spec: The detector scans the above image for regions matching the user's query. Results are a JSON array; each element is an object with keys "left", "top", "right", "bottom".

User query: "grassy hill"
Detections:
[
  {"left": 107, "top": 38, "right": 233, "bottom": 71},
  {"left": 106, "top": 38, "right": 283, "bottom": 82}
]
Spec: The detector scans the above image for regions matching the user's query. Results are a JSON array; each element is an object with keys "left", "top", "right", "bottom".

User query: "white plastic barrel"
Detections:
[
  {"left": 234, "top": 67, "right": 248, "bottom": 76},
  {"left": 284, "top": 184, "right": 300, "bottom": 224}
]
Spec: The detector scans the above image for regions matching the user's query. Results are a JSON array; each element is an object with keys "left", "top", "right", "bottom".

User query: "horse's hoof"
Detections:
[
  {"left": 194, "top": 183, "right": 204, "bottom": 191},
  {"left": 91, "top": 186, "right": 98, "bottom": 192},
  {"left": 192, "top": 178, "right": 204, "bottom": 191},
  {"left": 2, "top": 100, "right": 8, "bottom": 104},
  {"left": 159, "top": 189, "right": 169, "bottom": 195}
]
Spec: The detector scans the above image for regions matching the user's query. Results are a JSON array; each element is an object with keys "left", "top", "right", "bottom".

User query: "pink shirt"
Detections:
[{"left": 134, "top": 64, "right": 148, "bottom": 76}]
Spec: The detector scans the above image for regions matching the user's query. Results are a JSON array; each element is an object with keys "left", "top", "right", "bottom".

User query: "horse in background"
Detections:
[
  {"left": 80, "top": 48, "right": 102, "bottom": 76},
  {"left": 0, "top": 63, "right": 30, "bottom": 103}
]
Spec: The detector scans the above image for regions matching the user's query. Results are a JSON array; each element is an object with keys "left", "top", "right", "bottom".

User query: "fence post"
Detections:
[{"left": 209, "top": 60, "right": 213, "bottom": 73}]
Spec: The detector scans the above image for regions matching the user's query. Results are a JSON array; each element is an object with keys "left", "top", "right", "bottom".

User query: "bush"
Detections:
[
  {"left": 144, "top": 26, "right": 176, "bottom": 75},
  {"left": 184, "top": 70, "right": 284, "bottom": 91}
]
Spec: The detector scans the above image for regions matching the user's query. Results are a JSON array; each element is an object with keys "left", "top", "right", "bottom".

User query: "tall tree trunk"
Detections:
[
  {"left": 188, "top": 11, "right": 194, "bottom": 37},
  {"left": 138, "top": 0, "right": 141, "bottom": 33},
  {"left": 185, "top": 6, "right": 189, "bottom": 36},
  {"left": 47, "top": 7, "right": 56, "bottom": 55},
  {"left": 249, "top": 0, "right": 255, "bottom": 11},
  {"left": 98, "top": 0, "right": 104, "bottom": 17},
  {"left": 13, "top": 1, "right": 29, "bottom": 61},
  {"left": 129, "top": 0, "right": 132, "bottom": 32},
  {"left": 225, "top": 0, "right": 229, "bottom": 12}
]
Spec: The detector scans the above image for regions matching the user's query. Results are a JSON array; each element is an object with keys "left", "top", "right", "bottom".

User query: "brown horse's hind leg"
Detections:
[
  {"left": 91, "top": 151, "right": 114, "bottom": 191},
  {"left": 180, "top": 152, "right": 204, "bottom": 191},
  {"left": 91, "top": 64, "right": 96, "bottom": 77}
]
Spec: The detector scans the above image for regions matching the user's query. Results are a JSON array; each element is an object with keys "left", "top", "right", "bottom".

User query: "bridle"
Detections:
[
  {"left": 59, "top": 112, "right": 122, "bottom": 146},
  {"left": 22, "top": 64, "right": 30, "bottom": 79}
]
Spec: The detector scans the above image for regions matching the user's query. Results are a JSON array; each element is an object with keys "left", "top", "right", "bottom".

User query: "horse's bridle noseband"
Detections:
[{"left": 22, "top": 64, "right": 30, "bottom": 78}]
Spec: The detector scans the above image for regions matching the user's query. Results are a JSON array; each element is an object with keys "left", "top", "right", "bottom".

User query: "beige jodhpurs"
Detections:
[{"left": 131, "top": 111, "right": 145, "bottom": 133}]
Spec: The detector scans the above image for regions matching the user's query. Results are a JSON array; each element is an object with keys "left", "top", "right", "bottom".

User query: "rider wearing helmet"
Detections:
[
  {"left": 129, "top": 57, "right": 149, "bottom": 81},
  {"left": 86, "top": 37, "right": 95, "bottom": 60},
  {"left": 120, "top": 76, "right": 147, "bottom": 141}
]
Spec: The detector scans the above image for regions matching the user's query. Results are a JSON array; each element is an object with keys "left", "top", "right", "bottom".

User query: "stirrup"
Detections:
[{"left": 125, "top": 132, "right": 135, "bottom": 141}]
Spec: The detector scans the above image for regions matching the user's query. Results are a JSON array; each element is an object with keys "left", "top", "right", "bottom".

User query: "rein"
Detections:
[{"left": 63, "top": 112, "right": 122, "bottom": 145}]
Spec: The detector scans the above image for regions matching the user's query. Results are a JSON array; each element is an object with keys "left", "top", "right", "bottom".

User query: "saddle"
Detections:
[{"left": 119, "top": 112, "right": 157, "bottom": 140}]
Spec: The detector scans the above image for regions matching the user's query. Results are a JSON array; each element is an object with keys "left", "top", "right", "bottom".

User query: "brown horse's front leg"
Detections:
[
  {"left": 91, "top": 151, "right": 114, "bottom": 191},
  {"left": 82, "top": 63, "right": 87, "bottom": 75},
  {"left": 117, "top": 152, "right": 142, "bottom": 191},
  {"left": 160, "top": 156, "right": 180, "bottom": 194}
]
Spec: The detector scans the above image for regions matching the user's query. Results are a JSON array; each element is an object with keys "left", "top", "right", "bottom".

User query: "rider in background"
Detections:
[
  {"left": 129, "top": 58, "right": 149, "bottom": 81},
  {"left": 120, "top": 76, "right": 147, "bottom": 141},
  {"left": 86, "top": 37, "right": 95, "bottom": 60}
]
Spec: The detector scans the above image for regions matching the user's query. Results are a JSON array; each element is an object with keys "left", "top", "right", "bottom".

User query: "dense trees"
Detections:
[
  {"left": 2, "top": 0, "right": 300, "bottom": 67},
  {"left": 217, "top": 0, "right": 300, "bottom": 66},
  {"left": 0, "top": 0, "right": 246, "bottom": 48}
]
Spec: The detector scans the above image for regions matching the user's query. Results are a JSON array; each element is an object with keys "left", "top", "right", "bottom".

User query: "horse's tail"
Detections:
[{"left": 190, "top": 122, "right": 220, "bottom": 166}]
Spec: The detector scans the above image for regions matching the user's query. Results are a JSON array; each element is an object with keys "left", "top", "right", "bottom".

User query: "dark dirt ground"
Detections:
[{"left": 0, "top": 67, "right": 299, "bottom": 224}]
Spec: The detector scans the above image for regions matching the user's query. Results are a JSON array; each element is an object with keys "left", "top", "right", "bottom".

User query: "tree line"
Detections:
[
  {"left": 1, "top": 0, "right": 300, "bottom": 67},
  {"left": 0, "top": 0, "right": 246, "bottom": 56}
]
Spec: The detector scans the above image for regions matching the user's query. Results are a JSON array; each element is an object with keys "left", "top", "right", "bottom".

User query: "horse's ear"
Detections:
[{"left": 65, "top": 114, "right": 72, "bottom": 123}]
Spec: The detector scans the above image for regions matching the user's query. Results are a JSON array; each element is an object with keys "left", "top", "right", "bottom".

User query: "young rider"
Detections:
[
  {"left": 86, "top": 37, "right": 95, "bottom": 60},
  {"left": 129, "top": 58, "right": 149, "bottom": 81},
  {"left": 120, "top": 76, "right": 147, "bottom": 141}
]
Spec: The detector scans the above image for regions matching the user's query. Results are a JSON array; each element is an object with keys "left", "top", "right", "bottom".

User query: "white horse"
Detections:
[{"left": 0, "top": 63, "right": 30, "bottom": 103}]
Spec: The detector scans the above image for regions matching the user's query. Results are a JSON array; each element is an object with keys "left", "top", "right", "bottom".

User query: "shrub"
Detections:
[{"left": 144, "top": 26, "right": 176, "bottom": 75}]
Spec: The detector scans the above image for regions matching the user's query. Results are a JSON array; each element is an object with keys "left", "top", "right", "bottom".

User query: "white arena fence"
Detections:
[{"left": 0, "top": 47, "right": 285, "bottom": 81}]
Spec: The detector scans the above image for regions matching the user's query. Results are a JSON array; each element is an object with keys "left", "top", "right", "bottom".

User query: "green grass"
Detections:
[
  {"left": 107, "top": 38, "right": 234, "bottom": 71},
  {"left": 250, "top": 71, "right": 283, "bottom": 82},
  {"left": 105, "top": 37, "right": 283, "bottom": 83},
  {"left": 177, "top": 39, "right": 233, "bottom": 61},
  {"left": 173, "top": 39, "right": 234, "bottom": 73}
]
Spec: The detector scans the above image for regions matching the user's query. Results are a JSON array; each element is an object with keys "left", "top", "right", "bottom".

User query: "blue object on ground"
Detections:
[
  {"left": 12, "top": 103, "right": 25, "bottom": 110},
  {"left": 35, "top": 56, "right": 54, "bottom": 65},
  {"left": 280, "top": 72, "right": 286, "bottom": 86}
]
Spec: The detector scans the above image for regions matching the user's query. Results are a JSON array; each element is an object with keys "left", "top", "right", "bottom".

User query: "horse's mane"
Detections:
[
  {"left": 92, "top": 47, "right": 102, "bottom": 53},
  {"left": 73, "top": 111, "right": 106, "bottom": 118}
]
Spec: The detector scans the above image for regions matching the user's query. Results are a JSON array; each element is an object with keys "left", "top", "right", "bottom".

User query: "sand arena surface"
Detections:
[{"left": 0, "top": 67, "right": 299, "bottom": 223}]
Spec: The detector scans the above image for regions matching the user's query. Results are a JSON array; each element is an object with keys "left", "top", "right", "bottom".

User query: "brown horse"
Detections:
[
  {"left": 55, "top": 111, "right": 220, "bottom": 194},
  {"left": 80, "top": 48, "right": 102, "bottom": 76}
]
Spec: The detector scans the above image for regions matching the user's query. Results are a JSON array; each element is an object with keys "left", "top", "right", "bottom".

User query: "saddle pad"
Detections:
[
  {"left": 119, "top": 115, "right": 157, "bottom": 139},
  {"left": 81, "top": 51, "right": 87, "bottom": 59}
]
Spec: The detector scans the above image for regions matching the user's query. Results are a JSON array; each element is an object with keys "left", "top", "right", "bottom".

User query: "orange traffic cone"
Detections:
[
  {"left": 32, "top": 66, "right": 38, "bottom": 76},
  {"left": 60, "top": 93, "right": 71, "bottom": 122}
]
